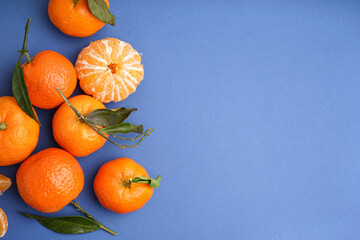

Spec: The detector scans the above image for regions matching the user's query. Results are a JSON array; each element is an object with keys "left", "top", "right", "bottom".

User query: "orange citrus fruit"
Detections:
[
  {"left": 0, "top": 96, "right": 39, "bottom": 166},
  {"left": 0, "top": 208, "right": 8, "bottom": 238},
  {"left": 76, "top": 38, "right": 144, "bottom": 103},
  {"left": 22, "top": 50, "right": 77, "bottom": 109},
  {"left": 16, "top": 148, "right": 84, "bottom": 213},
  {"left": 94, "top": 157, "right": 153, "bottom": 214},
  {"left": 48, "top": 0, "right": 110, "bottom": 37},
  {"left": 52, "top": 95, "right": 107, "bottom": 157}
]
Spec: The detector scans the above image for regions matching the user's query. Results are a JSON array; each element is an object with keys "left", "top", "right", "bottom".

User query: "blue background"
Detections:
[{"left": 0, "top": 0, "right": 360, "bottom": 239}]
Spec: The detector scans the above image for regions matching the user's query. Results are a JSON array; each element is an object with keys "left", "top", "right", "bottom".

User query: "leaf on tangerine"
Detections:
[{"left": 88, "top": 0, "right": 116, "bottom": 26}]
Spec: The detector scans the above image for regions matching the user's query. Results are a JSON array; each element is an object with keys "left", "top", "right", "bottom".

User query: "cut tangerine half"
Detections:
[{"left": 75, "top": 38, "right": 144, "bottom": 103}]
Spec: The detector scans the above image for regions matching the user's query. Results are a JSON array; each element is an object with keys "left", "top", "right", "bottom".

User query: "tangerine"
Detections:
[
  {"left": 22, "top": 50, "right": 77, "bottom": 109},
  {"left": 16, "top": 148, "right": 84, "bottom": 213},
  {"left": 48, "top": 0, "right": 110, "bottom": 37},
  {"left": 76, "top": 38, "right": 144, "bottom": 103},
  {"left": 0, "top": 96, "right": 39, "bottom": 166},
  {"left": 94, "top": 157, "right": 153, "bottom": 214},
  {"left": 52, "top": 95, "right": 107, "bottom": 157}
]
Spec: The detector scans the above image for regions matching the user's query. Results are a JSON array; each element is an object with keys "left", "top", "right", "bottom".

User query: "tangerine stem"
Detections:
[
  {"left": 107, "top": 129, "right": 152, "bottom": 141},
  {"left": 70, "top": 200, "right": 117, "bottom": 236},
  {"left": 18, "top": 19, "right": 32, "bottom": 65},
  {"left": 119, "top": 128, "right": 154, "bottom": 148},
  {"left": 0, "top": 122, "right": 6, "bottom": 131},
  {"left": 94, "top": 125, "right": 154, "bottom": 148}
]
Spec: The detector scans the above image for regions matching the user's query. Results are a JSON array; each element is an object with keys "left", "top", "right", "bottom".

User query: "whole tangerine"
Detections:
[
  {"left": 22, "top": 50, "right": 77, "bottom": 109},
  {"left": 94, "top": 157, "right": 154, "bottom": 214},
  {"left": 48, "top": 0, "right": 110, "bottom": 37},
  {"left": 16, "top": 148, "right": 84, "bottom": 213},
  {"left": 0, "top": 96, "right": 39, "bottom": 166},
  {"left": 52, "top": 95, "right": 107, "bottom": 157}
]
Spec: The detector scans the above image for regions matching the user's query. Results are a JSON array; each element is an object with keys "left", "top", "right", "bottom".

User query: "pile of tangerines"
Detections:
[{"left": 0, "top": 0, "right": 159, "bottom": 237}]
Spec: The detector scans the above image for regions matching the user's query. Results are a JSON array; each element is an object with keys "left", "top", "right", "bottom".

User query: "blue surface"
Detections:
[{"left": 0, "top": 0, "right": 360, "bottom": 239}]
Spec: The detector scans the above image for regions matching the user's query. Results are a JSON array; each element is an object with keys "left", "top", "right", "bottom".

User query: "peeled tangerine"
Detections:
[{"left": 76, "top": 38, "right": 144, "bottom": 103}]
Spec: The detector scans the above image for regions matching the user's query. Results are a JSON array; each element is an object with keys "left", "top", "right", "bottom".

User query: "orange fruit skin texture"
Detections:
[
  {"left": 94, "top": 157, "right": 154, "bottom": 214},
  {"left": 48, "top": 0, "right": 109, "bottom": 38},
  {"left": 22, "top": 50, "right": 77, "bottom": 109},
  {"left": 0, "top": 97, "right": 39, "bottom": 166},
  {"left": 53, "top": 95, "right": 107, "bottom": 157},
  {"left": 76, "top": 38, "right": 144, "bottom": 103},
  {"left": 16, "top": 148, "right": 84, "bottom": 213}
]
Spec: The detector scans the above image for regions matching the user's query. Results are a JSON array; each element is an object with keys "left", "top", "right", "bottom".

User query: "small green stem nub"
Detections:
[
  {"left": 0, "top": 122, "right": 7, "bottom": 130},
  {"left": 70, "top": 200, "right": 117, "bottom": 236},
  {"left": 18, "top": 19, "right": 32, "bottom": 65}
]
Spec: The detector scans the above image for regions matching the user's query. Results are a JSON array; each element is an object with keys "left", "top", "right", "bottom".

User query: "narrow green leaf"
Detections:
[
  {"left": 86, "top": 108, "right": 137, "bottom": 127},
  {"left": 12, "top": 63, "right": 40, "bottom": 125},
  {"left": 88, "top": 0, "right": 116, "bottom": 26},
  {"left": 73, "top": 0, "right": 78, "bottom": 5},
  {"left": 21, "top": 213, "right": 100, "bottom": 234},
  {"left": 132, "top": 175, "right": 161, "bottom": 188},
  {"left": 100, "top": 123, "right": 143, "bottom": 135}
]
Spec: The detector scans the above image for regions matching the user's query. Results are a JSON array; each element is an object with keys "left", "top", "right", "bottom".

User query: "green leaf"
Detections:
[
  {"left": 12, "top": 63, "right": 40, "bottom": 125},
  {"left": 21, "top": 213, "right": 100, "bottom": 234},
  {"left": 100, "top": 123, "right": 143, "bottom": 134},
  {"left": 88, "top": 0, "right": 116, "bottom": 26},
  {"left": 132, "top": 175, "right": 161, "bottom": 188},
  {"left": 86, "top": 108, "right": 137, "bottom": 127}
]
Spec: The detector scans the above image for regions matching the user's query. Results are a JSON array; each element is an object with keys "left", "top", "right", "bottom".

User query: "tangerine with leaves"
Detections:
[
  {"left": 22, "top": 50, "right": 77, "bottom": 109},
  {"left": 76, "top": 38, "right": 144, "bottom": 103},
  {"left": 0, "top": 97, "right": 39, "bottom": 166},
  {"left": 53, "top": 95, "right": 107, "bottom": 157},
  {"left": 48, "top": 0, "right": 114, "bottom": 38},
  {"left": 94, "top": 157, "right": 161, "bottom": 214},
  {"left": 55, "top": 88, "right": 154, "bottom": 153},
  {"left": 16, "top": 148, "right": 84, "bottom": 213}
]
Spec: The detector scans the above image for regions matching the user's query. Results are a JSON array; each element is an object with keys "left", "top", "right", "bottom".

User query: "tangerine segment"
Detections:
[
  {"left": 16, "top": 148, "right": 84, "bottom": 213},
  {"left": 94, "top": 157, "right": 153, "bottom": 214},
  {"left": 0, "top": 209, "right": 7, "bottom": 238},
  {"left": 52, "top": 95, "right": 107, "bottom": 157},
  {"left": 0, "top": 175, "right": 11, "bottom": 195},
  {"left": 0, "top": 97, "right": 40, "bottom": 166},
  {"left": 48, "top": 0, "right": 109, "bottom": 38},
  {"left": 22, "top": 50, "right": 77, "bottom": 109},
  {"left": 76, "top": 38, "right": 144, "bottom": 103}
]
